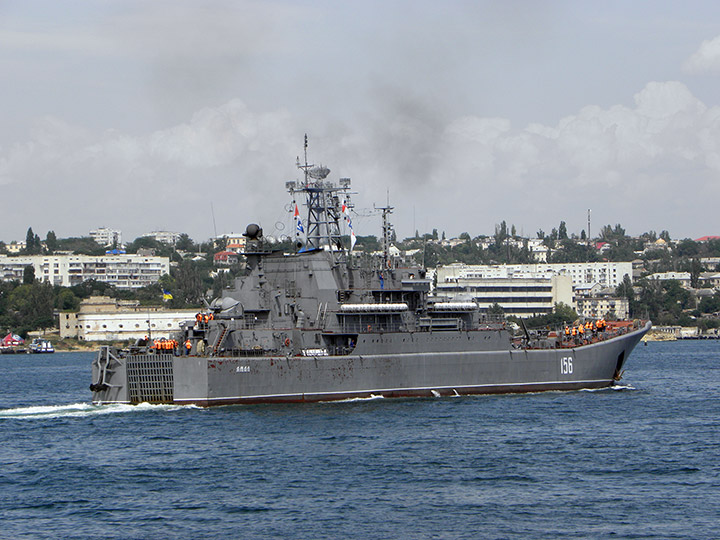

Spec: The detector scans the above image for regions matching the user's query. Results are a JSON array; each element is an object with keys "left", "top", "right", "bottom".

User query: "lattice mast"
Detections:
[
  {"left": 376, "top": 196, "right": 394, "bottom": 268},
  {"left": 287, "top": 135, "right": 353, "bottom": 256}
]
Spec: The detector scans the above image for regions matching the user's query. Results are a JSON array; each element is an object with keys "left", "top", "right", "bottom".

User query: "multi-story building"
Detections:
[
  {"left": 225, "top": 233, "right": 247, "bottom": 253},
  {"left": 645, "top": 272, "right": 692, "bottom": 287},
  {"left": 59, "top": 296, "right": 197, "bottom": 341},
  {"left": 143, "top": 231, "right": 182, "bottom": 245},
  {"left": 439, "top": 262, "right": 632, "bottom": 289},
  {"left": 575, "top": 296, "right": 629, "bottom": 320},
  {"left": 435, "top": 270, "right": 573, "bottom": 318},
  {"left": 0, "top": 254, "right": 169, "bottom": 288},
  {"left": 5, "top": 241, "right": 26, "bottom": 254},
  {"left": 215, "top": 233, "right": 247, "bottom": 254},
  {"left": 90, "top": 227, "right": 122, "bottom": 247}
]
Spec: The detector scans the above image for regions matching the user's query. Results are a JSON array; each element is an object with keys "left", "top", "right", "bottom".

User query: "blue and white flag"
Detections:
[
  {"left": 342, "top": 199, "right": 356, "bottom": 251},
  {"left": 294, "top": 204, "right": 304, "bottom": 234}
]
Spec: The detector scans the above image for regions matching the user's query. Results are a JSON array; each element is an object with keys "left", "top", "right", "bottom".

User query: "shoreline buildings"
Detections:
[
  {"left": 59, "top": 296, "right": 196, "bottom": 341},
  {"left": 435, "top": 262, "right": 632, "bottom": 319},
  {"left": 0, "top": 254, "right": 169, "bottom": 289}
]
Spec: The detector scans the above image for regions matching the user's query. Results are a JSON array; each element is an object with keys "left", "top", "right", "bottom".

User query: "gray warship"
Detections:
[{"left": 91, "top": 145, "right": 651, "bottom": 406}]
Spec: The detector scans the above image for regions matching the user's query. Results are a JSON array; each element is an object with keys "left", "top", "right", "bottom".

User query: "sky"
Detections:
[{"left": 2, "top": 0, "right": 720, "bottom": 245}]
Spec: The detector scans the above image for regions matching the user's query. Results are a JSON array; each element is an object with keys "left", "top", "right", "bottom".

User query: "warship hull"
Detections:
[
  {"left": 90, "top": 144, "right": 651, "bottom": 407},
  {"left": 91, "top": 321, "right": 650, "bottom": 406}
]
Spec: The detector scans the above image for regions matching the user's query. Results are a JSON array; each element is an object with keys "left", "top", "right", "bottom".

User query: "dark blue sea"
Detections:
[{"left": 0, "top": 341, "right": 718, "bottom": 539}]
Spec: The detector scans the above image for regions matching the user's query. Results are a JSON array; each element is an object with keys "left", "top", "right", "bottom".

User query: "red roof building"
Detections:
[
  {"left": 695, "top": 236, "right": 720, "bottom": 242},
  {"left": 213, "top": 251, "right": 239, "bottom": 265}
]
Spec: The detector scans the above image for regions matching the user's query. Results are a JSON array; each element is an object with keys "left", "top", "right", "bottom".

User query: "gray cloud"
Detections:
[
  {"left": 2, "top": 3, "right": 720, "bottom": 243},
  {"left": 2, "top": 80, "right": 719, "bottom": 243}
]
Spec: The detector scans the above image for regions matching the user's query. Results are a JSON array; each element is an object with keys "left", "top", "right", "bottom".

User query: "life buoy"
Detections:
[
  {"left": 284, "top": 338, "right": 291, "bottom": 347},
  {"left": 367, "top": 325, "right": 372, "bottom": 332}
]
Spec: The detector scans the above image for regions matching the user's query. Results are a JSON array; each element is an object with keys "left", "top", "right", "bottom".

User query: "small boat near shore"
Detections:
[{"left": 28, "top": 338, "right": 55, "bottom": 354}]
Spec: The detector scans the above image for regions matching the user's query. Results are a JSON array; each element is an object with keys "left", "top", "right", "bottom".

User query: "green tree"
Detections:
[
  {"left": 517, "top": 302, "right": 579, "bottom": 329},
  {"left": 558, "top": 221, "right": 568, "bottom": 240},
  {"left": 70, "top": 279, "right": 118, "bottom": 299},
  {"left": 493, "top": 221, "right": 508, "bottom": 249},
  {"left": 488, "top": 303, "right": 504, "bottom": 316},
  {"left": 690, "top": 258, "right": 703, "bottom": 288},
  {"left": 8, "top": 282, "right": 55, "bottom": 332},
  {"left": 56, "top": 237, "right": 107, "bottom": 255},
  {"left": 616, "top": 274, "right": 634, "bottom": 304},
  {"left": 641, "top": 230, "right": 657, "bottom": 242},
  {"left": 23, "top": 265, "right": 35, "bottom": 285},
  {"left": 125, "top": 236, "right": 173, "bottom": 257},
  {"left": 55, "top": 288, "right": 80, "bottom": 311},
  {"left": 172, "top": 261, "right": 204, "bottom": 305},
  {"left": 697, "top": 292, "right": 720, "bottom": 314},
  {"left": 24, "top": 227, "right": 42, "bottom": 254},
  {"left": 45, "top": 231, "right": 58, "bottom": 253},
  {"left": 175, "top": 233, "right": 195, "bottom": 252},
  {"left": 675, "top": 239, "right": 699, "bottom": 258}
]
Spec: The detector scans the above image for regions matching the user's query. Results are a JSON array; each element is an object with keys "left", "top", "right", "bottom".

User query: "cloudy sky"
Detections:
[{"left": 2, "top": 1, "right": 720, "bottom": 244}]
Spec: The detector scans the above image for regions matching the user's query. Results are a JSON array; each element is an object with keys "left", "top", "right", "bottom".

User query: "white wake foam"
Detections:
[
  {"left": 0, "top": 402, "right": 200, "bottom": 420},
  {"left": 326, "top": 394, "right": 386, "bottom": 403},
  {"left": 580, "top": 383, "right": 636, "bottom": 393}
]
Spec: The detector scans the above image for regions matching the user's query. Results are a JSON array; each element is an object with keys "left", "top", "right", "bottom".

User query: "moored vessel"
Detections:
[{"left": 28, "top": 338, "right": 55, "bottom": 354}]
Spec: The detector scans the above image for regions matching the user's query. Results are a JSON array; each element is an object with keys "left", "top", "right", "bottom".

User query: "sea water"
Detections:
[{"left": 0, "top": 342, "right": 718, "bottom": 539}]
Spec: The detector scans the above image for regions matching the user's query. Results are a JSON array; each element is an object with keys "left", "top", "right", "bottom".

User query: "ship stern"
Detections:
[{"left": 90, "top": 346, "right": 129, "bottom": 404}]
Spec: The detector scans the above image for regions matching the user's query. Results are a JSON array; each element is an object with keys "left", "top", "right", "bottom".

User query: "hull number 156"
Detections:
[{"left": 560, "top": 356, "right": 573, "bottom": 375}]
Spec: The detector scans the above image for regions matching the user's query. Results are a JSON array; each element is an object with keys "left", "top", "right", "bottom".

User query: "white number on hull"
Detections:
[
  {"left": 560, "top": 356, "right": 573, "bottom": 375},
  {"left": 236, "top": 366, "right": 250, "bottom": 373}
]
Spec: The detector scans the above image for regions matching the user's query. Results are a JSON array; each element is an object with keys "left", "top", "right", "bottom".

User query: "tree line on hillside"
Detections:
[{"left": 2, "top": 223, "right": 720, "bottom": 337}]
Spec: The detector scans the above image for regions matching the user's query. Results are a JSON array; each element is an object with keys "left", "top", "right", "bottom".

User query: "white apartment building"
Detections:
[
  {"left": 435, "top": 272, "right": 573, "bottom": 318},
  {"left": 645, "top": 272, "right": 692, "bottom": 287},
  {"left": 0, "top": 254, "right": 169, "bottom": 288},
  {"left": 439, "top": 262, "right": 632, "bottom": 289},
  {"left": 143, "top": 231, "right": 182, "bottom": 245},
  {"left": 90, "top": 227, "right": 122, "bottom": 247}
]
